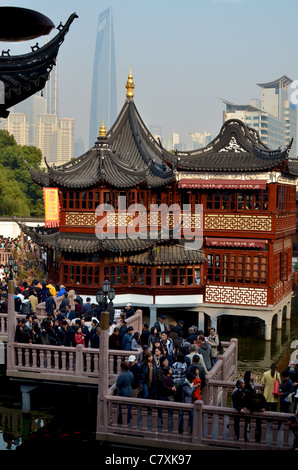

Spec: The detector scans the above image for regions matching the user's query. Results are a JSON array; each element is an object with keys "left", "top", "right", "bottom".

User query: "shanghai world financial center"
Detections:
[{"left": 89, "top": 8, "right": 117, "bottom": 148}]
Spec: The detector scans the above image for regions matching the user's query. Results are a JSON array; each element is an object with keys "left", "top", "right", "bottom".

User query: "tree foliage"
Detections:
[{"left": 0, "top": 130, "right": 44, "bottom": 216}]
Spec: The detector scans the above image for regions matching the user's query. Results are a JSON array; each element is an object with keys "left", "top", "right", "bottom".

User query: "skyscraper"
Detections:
[
  {"left": 223, "top": 75, "right": 297, "bottom": 157},
  {"left": 89, "top": 8, "right": 117, "bottom": 148},
  {"left": 257, "top": 76, "right": 297, "bottom": 156}
]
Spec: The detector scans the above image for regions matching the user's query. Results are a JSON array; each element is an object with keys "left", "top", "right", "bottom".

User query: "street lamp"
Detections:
[
  {"left": 4, "top": 256, "right": 18, "bottom": 280},
  {"left": 13, "top": 261, "right": 18, "bottom": 275},
  {"left": 96, "top": 280, "right": 115, "bottom": 323}
]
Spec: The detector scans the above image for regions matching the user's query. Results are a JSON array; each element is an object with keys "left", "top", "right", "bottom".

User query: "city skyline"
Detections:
[{"left": 3, "top": 0, "right": 298, "bottom": 154}]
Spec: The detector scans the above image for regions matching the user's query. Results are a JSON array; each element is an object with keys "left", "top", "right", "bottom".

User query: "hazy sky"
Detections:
[{"left": 3, "top": 0, "right": 298, "bottom": 149}]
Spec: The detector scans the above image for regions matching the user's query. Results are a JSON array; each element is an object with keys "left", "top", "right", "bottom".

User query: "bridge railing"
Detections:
[
  {"left": 97, "top": 393, "right": 294, "bottom": 450},
  {"left": 0, "top": 248, "right": 11, "bottom": 265},
  {"left": 202, "top": 338, "right": 238, "bottom": 405},
  {"left": 0, "top": 313, "right": 46, "bottom": 342},
  {"left": 1, "top": 300, "right": 143, "bottom": 340},
  {"left": 6, "top": 335, "right": 237, "bottom": 385},
  {"left": 6, "top": 343, "right": 140, "bottom": 385}
]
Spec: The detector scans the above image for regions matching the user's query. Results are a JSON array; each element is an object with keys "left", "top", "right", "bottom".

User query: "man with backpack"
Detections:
[{"left": 177, "top": 372, "right": 196, "bottom": 433}]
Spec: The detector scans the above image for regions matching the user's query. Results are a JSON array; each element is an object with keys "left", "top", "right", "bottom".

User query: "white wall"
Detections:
[{"left": 0, "top": 221, "right": 44, "bottom": 239}]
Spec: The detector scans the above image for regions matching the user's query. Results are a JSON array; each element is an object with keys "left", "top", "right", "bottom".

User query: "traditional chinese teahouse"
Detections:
[{"left": 22, "top": 69, "right": 298, "bottom": 337}]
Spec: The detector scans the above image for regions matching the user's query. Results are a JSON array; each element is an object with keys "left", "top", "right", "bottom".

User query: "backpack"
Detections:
[
  {"left": 217, "top": 338, "right": 222, "bottom": 352},
  {"left": 21, "top": 300, "right": 33, "bottom": 315}
]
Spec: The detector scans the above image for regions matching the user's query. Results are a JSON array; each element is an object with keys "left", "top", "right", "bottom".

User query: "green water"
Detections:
[
  {"left": 219, "top": 294, "right": 298, "bottom": 374},
  {"left": 0, "top": 375, "right": 54, "bottom": 450}
]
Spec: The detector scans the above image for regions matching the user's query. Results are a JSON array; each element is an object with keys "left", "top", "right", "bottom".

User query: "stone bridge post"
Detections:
[
  {"left": 68, "top": 289, "right": 76, "bottom": 310},
  {"left": 7, "top": 279, "right": 15, "bottom": 370},
  {"left": 97, "top": 311, "right": 109, "bottom": 434}
]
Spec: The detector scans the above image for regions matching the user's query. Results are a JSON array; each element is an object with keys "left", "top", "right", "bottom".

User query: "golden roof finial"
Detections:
[
  {"left": 99, "top": 119, "right": 106, "bottom": 137},
  {"left": 126, "top": 66, "right": 135, "bottom": 99}
]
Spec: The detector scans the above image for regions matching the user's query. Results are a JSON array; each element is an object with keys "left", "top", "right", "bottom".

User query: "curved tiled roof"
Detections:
[
  {"left": 29, "top": 101, "right": 296, "bottom": 189},
  {"left": 286, "top": 159, "right": 298, "bottom": 176},
  {"left": 0, "top": 13, "right": 78, "bottom": 118},
  {"left": 16, "top": 222, "right": 205, "bottom": 264},
  {"left": 128, "top": 244, "right": 206, "bottom": 266},
  {"left": 30, "top": 100, "right": 175, "bottom": 189},
  {"left": 162, "top": 119, "right": 293, "bottom": 172}
]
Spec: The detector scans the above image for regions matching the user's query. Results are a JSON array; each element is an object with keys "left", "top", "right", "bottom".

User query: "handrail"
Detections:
[{"left": 97, "top": 394, "right": 294, "bottom": 450}]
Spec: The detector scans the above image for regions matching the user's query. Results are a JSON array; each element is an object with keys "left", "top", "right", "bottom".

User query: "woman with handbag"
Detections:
[{"left": 261, "top": 363, "right": 281, "bottom": 411}]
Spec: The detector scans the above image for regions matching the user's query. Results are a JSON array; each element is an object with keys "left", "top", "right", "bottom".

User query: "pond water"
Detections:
[{"left": 219, "top": 293, "right": 298, "bottom": 374}]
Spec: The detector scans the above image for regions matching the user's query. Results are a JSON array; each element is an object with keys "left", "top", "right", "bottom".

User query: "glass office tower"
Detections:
[{"left": 89, "top": 8, "right": 117, "bottom": 148}]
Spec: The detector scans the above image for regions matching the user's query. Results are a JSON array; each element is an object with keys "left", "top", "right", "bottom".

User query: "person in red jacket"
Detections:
[
  {"left": 190, "top": 365, "right": 202, "bottom": 402},
  {"left": 74, "top": 326, "right": 85, "bottom": 346}
]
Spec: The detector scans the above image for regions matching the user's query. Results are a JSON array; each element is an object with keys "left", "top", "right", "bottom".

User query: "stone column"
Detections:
[
  {"left": 264, "top": 318, "right": 272, "bottom": 341},
  {"left": 68, "top": 289, "right": 76, "bottom": 310},
  {"left": 286, "top": 301, "right": 291, "bottom": 320},
  {"left": 277, "top": 309, "right": 282, "bottom": 330},
  {"left": 198, "top": 311, "right": 205, "bottom": 332},
  {"left": 149, "top": 305, "right": 157, "bottom": 327},
  {"left": 21, "top": 385, "right": 36, "bottom": 414},
  {"left": 210, "top": 316, "right": 218, "bottom": 332},
  {"left": 97, "top": 311, "right": 109, "bottom": 434},
  {"left": 7, "top": 279, "right": 15, "bottom": 370},
  {"left": 99, "top": 311, "right": 109, "bottom": 396},
  {"left": 7, "top": 279, "right": 15, "bottom": 343}
]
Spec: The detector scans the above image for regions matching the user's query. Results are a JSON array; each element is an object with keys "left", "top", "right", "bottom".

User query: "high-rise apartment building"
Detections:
[
  {"left": 38, "top": 114, "right": 58, "bottom": 164},
  {"left": 14, "top": 92, "right": 46, "bottom": 146},
  {"left": 223, "top": 76, "right": 297, "bottom": 157},
  {"left": 57, "top": 118, "right": 75, "bottom": 164},
  {"left": 0, "top": 113, "right": 29, "bottom": 146},
  {"left": 89, "top": 8, "right": 117, "bottom": 148},
  {"left": 189, "top": 131, "right": 212, "bottom": 150},
  {"left": 257, "top": 76, "right": 297, "bottom": 156},
  {"left": 37, "top": 115, "right": 75, "bottom": 165}
]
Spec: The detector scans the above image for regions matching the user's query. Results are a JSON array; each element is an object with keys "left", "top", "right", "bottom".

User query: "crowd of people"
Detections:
[
  {"left": 6, "top": 284, "right": 103, "bottom": 349},
  {"left": 1, "top": 271, "right": 298, "bottom": 444},
  {"left": 0, "top": 236, "right": 22, "bottom": 252},
  {"left": 0, "top": 235, "right": 41, "bottom": 259},
  {"left": 231, "top": 364, "right": 298, "bottom": 446},
  {"left": 114, "top": 315, "right": 221, "bottom": 431},
  {"left": 114, "top": 315, "right": 221, "bottom": 421},
  {"left": 0, "top": 235, "right": 47, "bottom": 284}
]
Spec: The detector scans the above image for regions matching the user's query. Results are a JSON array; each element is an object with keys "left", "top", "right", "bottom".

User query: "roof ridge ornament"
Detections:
[
  {"left": 126, "top": 66, "right": 135, "bottom": 100},
  {"left": 99, "top": 120, "right": 106, "bottom": 137}
]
